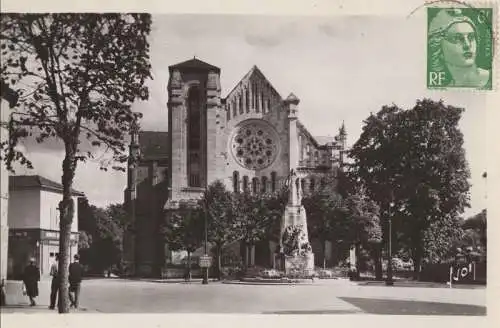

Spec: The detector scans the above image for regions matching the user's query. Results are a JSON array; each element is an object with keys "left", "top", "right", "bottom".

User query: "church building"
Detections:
[{"left": 123, "top": 58, "right": 345, "bottom": 277}]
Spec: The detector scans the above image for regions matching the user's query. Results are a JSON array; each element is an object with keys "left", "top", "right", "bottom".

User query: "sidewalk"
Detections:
[{"left": 0, "top": 280, "right": 96, "bottom": 313}]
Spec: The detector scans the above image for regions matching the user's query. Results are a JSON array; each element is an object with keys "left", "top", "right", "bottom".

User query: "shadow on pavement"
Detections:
[{"left": 339, "top": 297, "right": 486, "bottom": 315}]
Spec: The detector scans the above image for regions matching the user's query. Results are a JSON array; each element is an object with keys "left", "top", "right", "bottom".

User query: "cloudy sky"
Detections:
[{"left": 13, "top": 10, "right": 488, "bottom": 218}]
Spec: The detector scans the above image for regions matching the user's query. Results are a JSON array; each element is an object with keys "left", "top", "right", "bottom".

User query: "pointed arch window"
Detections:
[
  {"left": 246, "top": 89, "right": 250, "bottom": 113},
  {"left": 271, "top": 171, "right": 277, "bottom": 192},
  {"left": 243, "top": 176, "right": 249, "bottom": 192},
  {"left": 252, "top": 177, "right": 259, "bottom": 194},
  {"left": 261, "top": 176, "right": 268, "bottom": 193},
  {"left": 187, "top": 86, "right": 202, "bottom": 187},
  {"left": 233, "top": 171, "right": 240, "bottom": 193},
  {"left": 239, "top": 95, "right": 243, "bottom": 115}
]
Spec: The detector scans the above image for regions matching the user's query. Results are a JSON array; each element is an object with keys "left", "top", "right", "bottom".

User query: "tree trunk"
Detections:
[
  {"left": 412, "top": 247, "right": 422, "bottom": 281},
  {"left": 187, "top": 251, "right": 191, "bottom": 281},
  {"left": 57, "top": 144, "right": 77, "bottom": 313},
  {"left": 322, "top": 237, "right": 327, "bottom": 269},
  {"left": 373, "top": 244, "right": 382, "bottom": 280},
  {"left": 217, "top": 246, "right": 222, "bottom": 281}
]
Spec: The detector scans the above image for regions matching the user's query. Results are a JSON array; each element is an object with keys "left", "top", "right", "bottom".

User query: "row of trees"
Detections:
[
  {"left": 78, "top": 199, "right": 128, "bottom": 275},
  {"left": 163, "top": 169, "right": 383, "bottom": 280}
]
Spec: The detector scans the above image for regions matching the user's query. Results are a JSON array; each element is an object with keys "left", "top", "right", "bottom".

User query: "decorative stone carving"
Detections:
[
  {"left": 170, "top": 69, "right": 182, "bottom": 89},
  {"left": 230, "top": 119, "right": 279, "bottom": 170},
  {"left": 207, "top": 70, "right": 220, "bottom": 90}
]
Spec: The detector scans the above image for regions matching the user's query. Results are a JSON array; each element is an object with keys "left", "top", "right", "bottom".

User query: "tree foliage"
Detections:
[
  {"left": 349, "top": 99, "right": 470, "bottom": 276},
  {"left": 78, "top": 199, "right": 127, "bottom": 274},
  {"left": 163, "top": 204, "right": 204, "bottom": 254},
  {"left": 1, "top": 13, "right": 152, "bottom": 312},
  {"left": 201, "top": 180, "right": 237, "bottom": 279}
]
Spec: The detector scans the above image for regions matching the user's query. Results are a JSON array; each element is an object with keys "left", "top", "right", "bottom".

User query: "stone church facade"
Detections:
[{"left": 123, "top": 58, "right": 344, "bottom": 277}]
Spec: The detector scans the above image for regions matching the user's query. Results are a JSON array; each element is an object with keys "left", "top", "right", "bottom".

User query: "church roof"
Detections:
[
  {"left": 224, "top": 65, "right": 282, "bottom": 100},
  {"left": 314, "top": 136, "right": 336, "bottom": 145},
  {"left": 139, "top": 131, "right": 170, "bottom": 159},
  {"left": 169, "top": 58, "right": 220, "bottom": 73}
]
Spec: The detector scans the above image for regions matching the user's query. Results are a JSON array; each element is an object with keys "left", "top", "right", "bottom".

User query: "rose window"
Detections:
[{"left": 231, "top": 120, "right": 279, "bottom": 170}]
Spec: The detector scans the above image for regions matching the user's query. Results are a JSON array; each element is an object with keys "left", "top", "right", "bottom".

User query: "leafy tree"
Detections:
[
  {"left": 201, "top": 180, "right": 237, "bottom": 280},
  {"left": 78, "top": 200, "right": 127, "bottom": 274},
  {"left": 344, "top": 187, "right": 382, "bottom": 274},
  {"left": 1, "top": 14, "right": 152, "bottom": 312},
  {"left": 233, "top": 191, "right": 283, "bottom": 269},
  {"left": 303, "top": 190, "right": 346, "bottom": 268},
  {"left": 349, "top": 99, "right": 470, "bottom": 279},
  {"left": 462, "top": 209, "right": 486, "bottom": 247},
  {"left": 162, "top": 204, "right": 203, "bottom": 280}
]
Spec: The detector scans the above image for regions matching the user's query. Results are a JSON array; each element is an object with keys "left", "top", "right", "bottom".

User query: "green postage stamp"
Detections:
[{"left": 427, "top": 7, "right": 494, "bottom": 90}]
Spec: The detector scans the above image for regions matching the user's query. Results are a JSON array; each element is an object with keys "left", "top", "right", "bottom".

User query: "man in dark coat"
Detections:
[
  {"left": 23, "top": 257, "right": 40, "bottom": 306},
  {"left": 68, "top": 254, "right": 83, "bottom": 309},
  {"left": 49, "top": 254, "right": 60, "bottom": 309}
]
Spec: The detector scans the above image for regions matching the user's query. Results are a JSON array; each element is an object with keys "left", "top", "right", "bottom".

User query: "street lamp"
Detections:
[{"left": 385, "top": 200, "right": 395, "bottom": 286}]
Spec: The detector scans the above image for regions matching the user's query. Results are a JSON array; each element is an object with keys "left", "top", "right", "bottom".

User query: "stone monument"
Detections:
[{"left": 279, "top": 169, "right": 314, "bottom": 276}]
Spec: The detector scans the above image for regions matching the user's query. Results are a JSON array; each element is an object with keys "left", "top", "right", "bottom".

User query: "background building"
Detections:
[
  {"left": 8, "top": 175, "right": 83, "bottom": 279},
  {"left": 125, "top": 58, "right": 344, "bottom": 277},
  {"left": 1, "top": 81, "right": 18, "bottom": 287}
]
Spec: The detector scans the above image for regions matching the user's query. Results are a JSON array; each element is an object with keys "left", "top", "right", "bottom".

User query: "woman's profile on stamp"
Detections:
[{"left": 428, "top": 8, "right": 492, "bottom": 89}]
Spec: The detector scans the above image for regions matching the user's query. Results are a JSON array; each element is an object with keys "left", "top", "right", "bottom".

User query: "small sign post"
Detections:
[{"left": 199, "top": 255, "right": 212, "bottom": 268}]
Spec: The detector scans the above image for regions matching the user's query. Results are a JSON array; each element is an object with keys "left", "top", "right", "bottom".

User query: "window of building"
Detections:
[
  {"left": 271, "top": 171, "right": 277, "bottom": 192},
  {"left": 261, "top": 93, "right": 265, "bottom": 113},
  {"left": 239, "top": 95, "right": 243, "bottom": 115},
  {"left": 233, "top": 171, "right": 240, "bottom": 193},
  {"left": 187, "top": 86, "right": 202, "bottom": 187},
  {"left": 243, "top": 176, "right": 249, "bottom": 191},
  {"left": 310, "top": 178, "right": 315, "bottom": 192},
  {"left": 252, "top": 177, "right": 259, "bottom": 194},
  {"left": 246, "top": 89, "right": 250, "bottom": 113},
  {"left": 261, "top": 176, "right": 267, "bottom": 193}
]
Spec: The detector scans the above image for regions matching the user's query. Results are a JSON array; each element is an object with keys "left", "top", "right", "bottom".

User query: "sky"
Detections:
[{"left": 11, "top": 11, "right": 488, "bottom": 218}]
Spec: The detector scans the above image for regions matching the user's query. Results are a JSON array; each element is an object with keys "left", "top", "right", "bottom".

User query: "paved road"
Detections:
[{"left": 1, "top": 278, "right": 487, "bottom": 315}]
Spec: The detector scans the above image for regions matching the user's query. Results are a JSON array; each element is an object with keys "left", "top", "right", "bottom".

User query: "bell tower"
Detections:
[{"left": 167, "top": 58, "right": 222, "bottom": 202}]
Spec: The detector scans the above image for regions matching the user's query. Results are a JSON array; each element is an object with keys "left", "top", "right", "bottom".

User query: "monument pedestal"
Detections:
[{"left": 284, "top": 253, "right": 315, "bottom": 276}]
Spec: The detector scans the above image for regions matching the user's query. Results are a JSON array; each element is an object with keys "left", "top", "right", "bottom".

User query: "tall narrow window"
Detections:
[
  {"left": 261, "top": 93, "right": 265, "bottom": 113},
  {"left": 261, "top": 176, "right": 268, "bottom": 193},
  {"left": 233, "top": 99, "right": 237, "bottom": 117},
  {"left": 243, "top": 176, "right": 249, "bottom": 191},
  {"left": 226, "top": 104, "right": 231, "bottom": 121},
  {"left": 267, "top": 99, "right": 271, "bottom": 113},
  {"left": 233, "top": 171, "right": 240, "bottom": 193},
  {"left": 299, "top": 136, "right": 304, "bottom": 161},
  {"left": 187, "top": 87, "right": 202, "bottom": 187},
  {"left": 252, "top": 177, "right": 259, "bottom": 194},
  {"left": 309, "top": 178, "right": 315, "bottom": 192},
  {"left": 239, "top": 95, "right": 243, "bottom": 115},
  {"left": 246, "top": 89, "right": 250, "bottom": 113},
  {"left": 271, "top": 171, "right": 277, "bottom": 192},
  {"left": 300, "top": 178, "right": 305, "bottom": 192}
]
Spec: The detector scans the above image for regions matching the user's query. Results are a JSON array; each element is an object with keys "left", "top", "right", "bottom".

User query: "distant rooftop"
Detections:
[
  {"left": 9, "top": 175, "right": 85, "bottom": 196},
  {"left": 169, "top": 58, "right": 220, "bottom": 73}
]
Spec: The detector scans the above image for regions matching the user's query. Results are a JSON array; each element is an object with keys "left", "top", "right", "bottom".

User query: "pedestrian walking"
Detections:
[
  {"left": 22, "top": 257, "right": 40, "bottom": 306},
  {"left": 68, "top": 254, "right": 83, "bottom": 309},
  {"left": 49, "top": 254, "right": 60, "bottom": 309}
]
